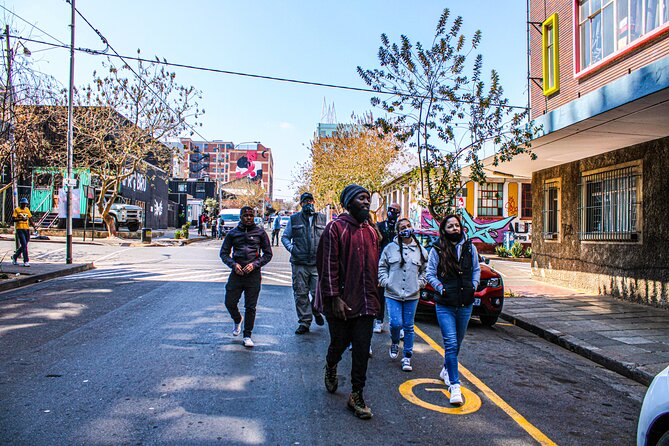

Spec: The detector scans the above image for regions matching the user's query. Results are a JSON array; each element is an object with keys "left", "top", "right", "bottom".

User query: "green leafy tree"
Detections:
[{"left": 358, "top": 8, "right": 538, "bottom": 218}]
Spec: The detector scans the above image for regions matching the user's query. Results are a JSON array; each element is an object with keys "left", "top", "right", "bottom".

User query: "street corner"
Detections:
[{"left": 399, "top": 378, "right": 482, "bottom": 415}]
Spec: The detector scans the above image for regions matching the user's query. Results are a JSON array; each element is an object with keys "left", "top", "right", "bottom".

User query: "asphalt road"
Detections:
[{"left": 0, "top": 237, "right": 647, "bottom": 445}]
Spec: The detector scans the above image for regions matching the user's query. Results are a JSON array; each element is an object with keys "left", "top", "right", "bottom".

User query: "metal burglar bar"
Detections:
[
  {"left": 542, "top": 180, "right": 560, "bottom": 240},
  {"left": 578, "top": 165, "right": 640, "bottom": 241}
]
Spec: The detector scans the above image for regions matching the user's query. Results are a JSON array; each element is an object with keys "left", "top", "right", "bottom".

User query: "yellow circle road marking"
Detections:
[{"left": 399, "top": 378, "right": 482, "bottom": 415}]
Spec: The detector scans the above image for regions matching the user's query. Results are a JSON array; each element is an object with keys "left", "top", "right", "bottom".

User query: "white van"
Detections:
[{"left": 218, "top": 208, "right": 242, "bottom": 234}]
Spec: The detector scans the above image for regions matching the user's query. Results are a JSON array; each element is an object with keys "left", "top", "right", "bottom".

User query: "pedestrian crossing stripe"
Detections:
[{"left": 61, "top": 267, "right": 294, "bottom": 283}]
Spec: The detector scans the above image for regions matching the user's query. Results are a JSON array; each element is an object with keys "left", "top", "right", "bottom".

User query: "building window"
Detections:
[
  {"left": 477, "top": 183, "right": 504, "bottom": 217},
  {"left": 543, "top": 180, "right": 560, "bottom": 240},
  {"left": 521, "top": 183, "right": 532, "bottom": 218},
  {"left": 177, "top": 183, "right": 187, "bottom": 193},
  {"left": 578, "top": 165, "right": 640, "bottom": 241},
  {"left": 578, "top": 0, "right": 669, "bottom": 72},
  {"left": 542, "top": 13, "right": 560, "bottom": 96}
]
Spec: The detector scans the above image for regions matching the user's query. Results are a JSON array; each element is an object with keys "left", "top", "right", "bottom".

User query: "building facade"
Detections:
[
  {"left": 380, "top": 171, "right": 533, "bottom": 252},
  {"left": 176, "top": 139, "right": 274, "bottom": 201},
  {"left": 508, "top": 0, "right": 669, "bottom": 307}
]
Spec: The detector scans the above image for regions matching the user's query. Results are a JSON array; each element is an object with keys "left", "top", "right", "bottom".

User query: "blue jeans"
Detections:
[
  {"left": 435, "top": 303, "right": 473, "bottom": 385},
  {"left": 386, "top": 298, "right": 418, "bottom": 358}
]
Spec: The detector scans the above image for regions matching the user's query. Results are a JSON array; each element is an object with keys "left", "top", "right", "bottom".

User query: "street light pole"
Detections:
[
  {"left": 65, "top": 0, "right": 75, "bottom": 264},
  {"left": 5, "top": 26, "right": 18, "bottom": 210}
]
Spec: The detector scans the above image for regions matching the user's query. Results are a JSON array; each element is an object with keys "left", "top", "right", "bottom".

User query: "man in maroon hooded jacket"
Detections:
[{"left": 315, "top": 184, "right": 380, "bottom": 420}]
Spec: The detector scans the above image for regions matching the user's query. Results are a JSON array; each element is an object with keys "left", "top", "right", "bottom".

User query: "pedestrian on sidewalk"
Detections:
[
  {"left": 197, "top": 213, "right": 205, "bottom": 236},
  {"left": 425, "top": 214, "right": 480, "bottom": 406},
  {"left": 12, "top": 198, "right": 37, "bottom": 267},
  {"left": 378, "top": 218, "right": 427, "bottom": 372},
  {"left": 211, "top": 218, "right": 218, "bottom": 238},
  {"left": 281, "top": 192, "right": 326, "bottom": 334},
  {"left": 374, "top": 202, "right": 401, "bottom": 333},
  {"left": 220, "top": 206, "right": 273, "bottom": 348},
  {"left": 271, "top": 213, "right": 281, "bottom": 246},
  {"left": 316, "top": 184, "right": 380, "bottom": 420}
]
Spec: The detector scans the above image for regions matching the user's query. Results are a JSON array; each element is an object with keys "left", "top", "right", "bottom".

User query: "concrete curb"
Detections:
[
  {"left": 500, "top": 311, "right": 654, "bottom": 386},
  {"left": 0, "top": 263, "right": 95, "bottom": 297},
  {"left": 0, "top": 235, "right": 106, "bottom": 246}
]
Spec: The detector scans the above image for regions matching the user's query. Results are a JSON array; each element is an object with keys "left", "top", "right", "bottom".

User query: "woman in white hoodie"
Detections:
[{"left": 378, "top": 218, "right": 427, "bottom": 372}]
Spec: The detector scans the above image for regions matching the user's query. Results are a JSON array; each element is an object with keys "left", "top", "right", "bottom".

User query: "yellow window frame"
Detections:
[{"left": 542, "top": 13, "right": 560, "bottom": 96}]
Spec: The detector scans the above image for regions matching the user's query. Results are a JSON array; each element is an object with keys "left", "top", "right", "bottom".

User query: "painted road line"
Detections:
[
  {"left": 414, "top": 325, "right": 557, "bottom": 446},
  {"left": 32, "top": 247, "right": 67, "bottom": 259},
  {"left": 94, "top": 248, "right": 135, "bottom": 264},
  {"left": 399, "top": 378, "right": 482, "bottom": 415}
]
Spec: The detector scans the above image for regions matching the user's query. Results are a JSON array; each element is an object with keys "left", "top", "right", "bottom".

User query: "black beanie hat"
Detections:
[
  {"left": 300, "top": 192, "right": 314, "bottom": 204},
  {"left": 340, "top": 184, "right": 369, "bottom": 210}
]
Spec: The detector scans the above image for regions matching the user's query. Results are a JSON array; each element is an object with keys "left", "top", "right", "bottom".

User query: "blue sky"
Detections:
[{"left": 5, "top": 0, "right": 529, "bottom": 199}]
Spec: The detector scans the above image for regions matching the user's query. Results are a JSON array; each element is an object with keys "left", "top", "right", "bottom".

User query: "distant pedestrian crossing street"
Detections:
[{"left": 61, "top": 265, "right": 294, "bottom": 284}]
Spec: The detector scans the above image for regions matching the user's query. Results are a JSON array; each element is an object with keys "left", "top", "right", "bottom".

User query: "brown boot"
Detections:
[
  {"left": 324, "top": 364, "right": 338, "bottom": 394},
  {"left": 347, "top": 390, "right": 373, "bottom": 419}
]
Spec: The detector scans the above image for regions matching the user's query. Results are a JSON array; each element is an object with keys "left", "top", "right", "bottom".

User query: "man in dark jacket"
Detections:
[
  {"left": 282, "top": 192, "right": 326, "bottom": 334},
  {"left": 315, "top": 184, "right": 380, "bottom": 420},
  {"left": 220, "top": 206, "right": 273, "bottom": 348},
  {"left": 374, "top": 202, "right": 401, "bottom": 333}
]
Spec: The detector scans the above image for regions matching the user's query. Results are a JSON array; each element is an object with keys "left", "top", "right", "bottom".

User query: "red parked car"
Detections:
[{"left": 414, "top": 229, "right": 504, "bottom": 327}]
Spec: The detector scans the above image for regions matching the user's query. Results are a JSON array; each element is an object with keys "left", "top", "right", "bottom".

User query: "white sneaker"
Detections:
[
  {"left": 373, "top": 320, "right": 383, "bottom": 333},
  {"left": 23, "top": 262, "right": 30, "bottom": 267},
  {"left": 242, "top": 337, "right": 254, "bottom": 348},
  {"left": 11, "top": 256, "right": 17, "bottom": 265},
  {"left": 449, "top": 384, "right": 463, "bottom": 406},
  {"left": 401, "top": 357, "right": 412, "bottom": 372},
  {"left": 369, "top": 345, "right": 373, "bottom": 357},
  {"left": 232, "top": 317, "right": 243, "bottom": 336},
  {"left": 440, "top": 367, "right": 451, "bottom": 386}
]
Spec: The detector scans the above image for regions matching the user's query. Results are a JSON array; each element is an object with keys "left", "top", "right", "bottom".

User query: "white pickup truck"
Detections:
[{"left": 92, "top": 196, "right": 143, "bottom": 232}]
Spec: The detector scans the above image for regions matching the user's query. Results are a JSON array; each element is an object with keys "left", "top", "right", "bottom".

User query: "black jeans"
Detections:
[
  {"left": 13, "top": 229, "right": 30, "bottom": 262},
  {"left": 271, "top": 229, "right": 280, "bottom": 246},
  {"left": 225, "top": 270, "right": 261, "bottom": 337},
  {"left": 326, "top": 314, "right": 374, "bottom": 392}
]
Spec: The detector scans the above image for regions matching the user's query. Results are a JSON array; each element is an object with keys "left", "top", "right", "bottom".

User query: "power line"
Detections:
[
  {"left": 65, "top": 1, "right": 210, "bottom": 143},
  {"left": 0, "top": 4, "right": 68, "bottom": 46},
  {"left": 12, "top": 34, "right": 531, "bottom": 112}
]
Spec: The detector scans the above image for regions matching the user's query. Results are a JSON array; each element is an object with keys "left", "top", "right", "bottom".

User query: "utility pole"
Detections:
[
  {"left": 65, "top": 0, "right": 75, "bottom": 264},
  {"left": 5, "top": 26, "right": 18, "bottom": 210}
]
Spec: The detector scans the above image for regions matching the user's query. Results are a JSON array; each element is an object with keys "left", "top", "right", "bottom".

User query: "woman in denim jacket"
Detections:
[{"left": 378, "top": 218, "right": 427, "bottom": 372}]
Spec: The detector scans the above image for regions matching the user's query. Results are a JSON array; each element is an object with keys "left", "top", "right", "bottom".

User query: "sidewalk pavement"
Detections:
[
  {"left": 0, "top": 261, "right": 94, "bottom": 297},
  {"left": 499, "top": 266, "right": 669, "bottom": 386}
]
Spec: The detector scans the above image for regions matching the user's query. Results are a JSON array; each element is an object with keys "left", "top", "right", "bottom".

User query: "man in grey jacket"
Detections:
[{"left": 282, "top": 192, "right": 326, "bottom": 334}]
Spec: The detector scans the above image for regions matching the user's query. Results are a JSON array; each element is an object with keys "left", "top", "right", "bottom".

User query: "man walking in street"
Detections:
[
  {"left": 271, "top": 213, "right": 281, "bottom": 246},
  {"left": 316, "top": 184, "right": 380, "bottom": 420},
  {"left": 220, "top": 206, "right": 273, "bottom": 348},
  {"left": 12, "top": 198, "right": 37, "bottom": 267},
  {"left": 374, "top": 202, "right": 401, "bottom": 333},
  {"left": 281, "top": 192, "right": 326, "bottom": 334}
]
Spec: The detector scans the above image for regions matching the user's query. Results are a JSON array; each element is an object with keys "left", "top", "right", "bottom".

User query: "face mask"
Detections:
[
  {"left": 399, "top": 228, "right": 414, "bottom": 238},
  {"left": 445, "top": 231, "right": 461, "bottom": 242},
  {"left": 387, "top": 208, "right": 400, "bottom": 221},
  {"left": 302, "top": 203, "right": 315, "bottom": 215}
]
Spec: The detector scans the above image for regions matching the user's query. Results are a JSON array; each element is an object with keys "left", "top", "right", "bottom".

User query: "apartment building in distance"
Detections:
[
  {"left": 175, "top": 139, "right": 274, "bottom": 201},
  {"left": 482, "top": 0, "right": 669, "bottom": 307}
]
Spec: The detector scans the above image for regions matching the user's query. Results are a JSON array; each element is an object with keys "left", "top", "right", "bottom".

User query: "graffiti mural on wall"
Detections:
[
  {"left": 235, "top": 150, "right": 262, "bottom": 181},
  {"left": 420, "top": 209, "right": 515, "bottom": 244}
]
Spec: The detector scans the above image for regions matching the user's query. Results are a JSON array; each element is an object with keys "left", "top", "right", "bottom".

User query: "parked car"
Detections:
[
  {"left": 414, "top": 229, "right": 504, "bottom": 327},
  {"left": 280, "top": 216, "right": 290, "bottom": 228},
  {"left": 254, "top": 217, "right": 263, "bottom": 226},
  {"left": 638, "top": 365, "right": 669, "bottom": 446},
  {"left": 218, "top": 208, "right": 242, "bottom": 234}
]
